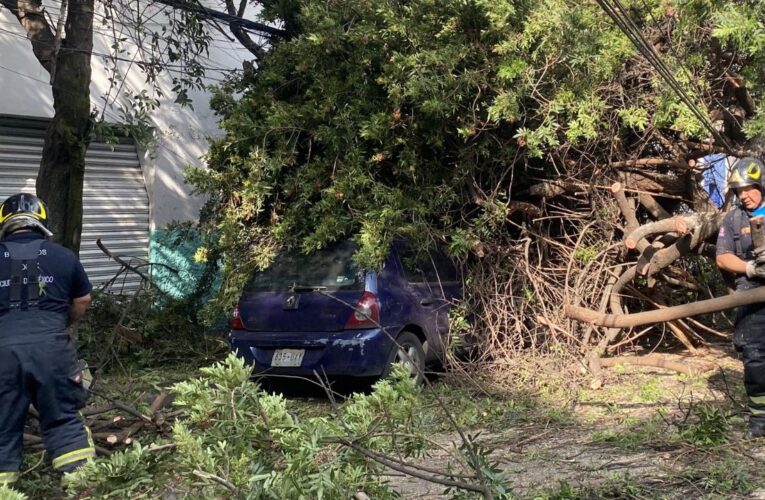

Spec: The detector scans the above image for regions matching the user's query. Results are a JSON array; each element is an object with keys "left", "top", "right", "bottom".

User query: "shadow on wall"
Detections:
[
  {"left": 149, "top": 223, "right": 220, "bottom": 302},
  {"left": 0, "top": 17, "right": 55, "bottom": 118}
]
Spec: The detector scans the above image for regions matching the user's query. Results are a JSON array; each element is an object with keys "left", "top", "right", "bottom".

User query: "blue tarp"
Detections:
[{"left": 701, "top": 153, "right": 729, "bottom": 208}]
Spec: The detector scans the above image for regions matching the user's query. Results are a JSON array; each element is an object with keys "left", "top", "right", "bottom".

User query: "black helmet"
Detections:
[
  {"left": 728, "top": 157, "right": 765, "bottom": 191},
  {"left": 0, "top": 193, "right": 53, "bottom": 239}
]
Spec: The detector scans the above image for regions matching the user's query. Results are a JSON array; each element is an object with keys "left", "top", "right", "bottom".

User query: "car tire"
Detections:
[{"left": 382, "top": 331, "right": 426, "bottom": 385}]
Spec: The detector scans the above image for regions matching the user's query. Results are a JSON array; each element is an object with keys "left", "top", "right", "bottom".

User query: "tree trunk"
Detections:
[{"left": 35, "top": 0, "right": 95, "bottom": 254}]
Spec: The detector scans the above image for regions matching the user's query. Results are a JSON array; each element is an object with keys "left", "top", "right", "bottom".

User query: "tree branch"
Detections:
[
  {"left": 0, "top": 0, "right": 57, "bottom": 72},
  {"left": 624, "top": 213, "right": 724, "bottom": 251},
  {"left": 222, "top": 0, "right": 264, "bottom": 59},
  {"left": 335, "top": 438, "right": 489, "bottom": 495},
  {"left": 609, "top": 158, "right": 688, "bottom": 169},
  {"left": 565, "top": 286, "right": 765, "bottom": 328},
  {"left": 638, "top": 192, "right": 671, "bottom": 220},
  {"left": 600, "top": 355, "right": 714, "bottom": 375},
  {"left": 150, "top": 0, "right": 288, "bottom": 39}
]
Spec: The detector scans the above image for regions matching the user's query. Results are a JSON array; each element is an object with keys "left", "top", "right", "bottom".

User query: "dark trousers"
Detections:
[
  {"left": 735, "top": 304, "right": 765, "bottom": 422},
  {"left": 0, "top": 338, "right": 94, "bottom": 482}
]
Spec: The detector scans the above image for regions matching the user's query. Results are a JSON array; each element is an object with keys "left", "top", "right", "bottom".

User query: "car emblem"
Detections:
[{"left": 283, "top": 293, "right": 300, "bottom": 310}]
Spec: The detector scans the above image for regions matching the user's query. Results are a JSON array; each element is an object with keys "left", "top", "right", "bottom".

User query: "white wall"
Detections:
[{"left": 0, "top": 5, "right": 255, "bottom": 229}]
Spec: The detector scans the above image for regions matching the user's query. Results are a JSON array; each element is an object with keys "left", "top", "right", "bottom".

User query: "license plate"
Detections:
[{"left": 271, "top": 349, "right": 305, "bottom": 367}]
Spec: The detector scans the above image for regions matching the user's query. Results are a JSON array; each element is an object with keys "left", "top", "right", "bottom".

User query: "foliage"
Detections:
[
  {"left": 674, "top": 402, "right": 730, "bottom": 447},
  {"left": 89, "top": 3, "right": 215, "bottom": 142},
  {"left": 188, "top": 0, "right": 765, "bottom": 339},
  {"left": 691, "top": 457, "right": 754, "bottom": 495},
  {"left": 76, "top": 289, "right": 226, "bottom": 372},
  {"left": 64, "top": 354, "right": 493, "bottom": 498},
  {"left": 0, "top": 485, "right": 28, "bottom": 500}
]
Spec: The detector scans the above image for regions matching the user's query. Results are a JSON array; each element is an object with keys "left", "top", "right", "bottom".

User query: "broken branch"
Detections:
[{"left": 565, "top": 287, "right": 765, "bottom": 328}]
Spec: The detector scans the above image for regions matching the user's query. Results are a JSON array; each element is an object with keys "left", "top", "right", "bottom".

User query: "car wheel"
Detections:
[{"left": 382, "top": 331, "right": 426, "bottom": 385}]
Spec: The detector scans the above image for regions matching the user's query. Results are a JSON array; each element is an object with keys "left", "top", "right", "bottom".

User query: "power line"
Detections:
[
  {"left": 0, "top": 63, "right": 224, "bottom": 158},
  {"left": 594, "top": 0, "right": 735, "bottom": 152},
  {"left": 33, "top": 0, "right": 286, "bottom": 38},
  {"left": 0, "top": 25, "right": 238, "bottom": 78},
  {"left": 635, "top": 0, "right": 733, "bottom": 134},
  {"left": 0, "top": 62, "right": 124, "bottom": 122},
  {"left": 149, "top": 0, "right": 286, "bottom": 39}
]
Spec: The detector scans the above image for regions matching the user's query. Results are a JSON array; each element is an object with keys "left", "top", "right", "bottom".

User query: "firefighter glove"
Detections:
[{"left": 746, "top": 260, "right": 765, "bottom": 279}]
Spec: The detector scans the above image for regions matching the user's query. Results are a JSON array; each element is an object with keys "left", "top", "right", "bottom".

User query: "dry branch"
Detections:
[
  {"left": 619, "top": 172, "right": 688, "bottom": 197},
  {"left": 528, "top": 172, "right": 688, "bottom": 200},
  {"left": 113, "top": 391, "right": 171, "bottom": 445},
  {"left": 600, "top": 356, "right": 714, "bottom": 375},
  {"left": 683, "top": 140, "right": 750, "bottom": 158},
  {"left": 609, "top": 158, "right": 688, "bottom": 169},
  {"left": 528, "top": 179, "right": 585, "bottom": 198}
]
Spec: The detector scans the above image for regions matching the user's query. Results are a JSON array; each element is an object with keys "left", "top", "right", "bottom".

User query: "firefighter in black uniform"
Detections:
[
  {"left": 716, "top": 157, "right": 765, "bottom": 437},
  {"left": 0, "top": 193, "right": 94, "bottom": 485}
]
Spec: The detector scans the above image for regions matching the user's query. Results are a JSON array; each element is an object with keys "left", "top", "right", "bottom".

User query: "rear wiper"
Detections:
[{"left": 290, "top": 284, "right": 328, "bottom": 292}]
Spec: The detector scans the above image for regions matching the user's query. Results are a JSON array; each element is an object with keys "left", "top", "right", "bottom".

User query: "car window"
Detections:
[
  {"left": 397, "top": 244, "right": 458, "bottom": 284},
  {"left": 429, "top": 249, "right": 458, "bottom": 282},
  {"left": 245, "top": 241, "right": 365, "bottom": 292},
  {"left": 398, "top": 245, "right": 429, "bottom": 283}
]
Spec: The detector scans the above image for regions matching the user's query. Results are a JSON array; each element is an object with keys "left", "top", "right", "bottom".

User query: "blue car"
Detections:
[{"left": 229, "top": 241, "right": 461, "bottom": 383}]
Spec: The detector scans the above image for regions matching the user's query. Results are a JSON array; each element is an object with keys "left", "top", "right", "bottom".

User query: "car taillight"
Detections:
[
  {"left": 230, "top": 304, "right": 244, "bottom": 330},
  {"left": 344, "top": 292, "right": 380, "bottom": 329}
]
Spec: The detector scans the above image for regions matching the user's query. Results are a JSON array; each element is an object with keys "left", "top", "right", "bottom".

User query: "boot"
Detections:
[{"left": 746, "top": 419, "right": 765, "bottom": 439}]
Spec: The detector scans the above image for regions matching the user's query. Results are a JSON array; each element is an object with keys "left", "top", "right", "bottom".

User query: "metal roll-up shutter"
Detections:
[{"left": 0, "top": 116, "right": 149, "bottom": 293}]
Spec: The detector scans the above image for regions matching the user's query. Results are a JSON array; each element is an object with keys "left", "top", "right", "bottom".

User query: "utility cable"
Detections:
[
  {"left": 606, "top": 0, "right": 734, "bottom": 150},
  {"left": 594, "top": 0, "right": 735, "bottom": 153},
  {"left": 609, "top": 0, "right": 714, "bottom": 128},
  {"left": 0, "top": 26, "right": 236, "bottom": 79},
  {"left": 635, "top": 0, "right": 734, "bottom": 139}
]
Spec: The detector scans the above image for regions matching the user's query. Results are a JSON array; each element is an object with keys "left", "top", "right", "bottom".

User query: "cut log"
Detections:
[
  {"left": 528, "top": 180, "right": 584, "bottom": 198},
  {"left": 638, "top": 193, "right": 671, "bottom": 219},
  {"left": 609, "top": 158, "right": 688, "bottom": 169},
  {"left": 624, "top": 212, "right": 723, "bottom": 251},
  {"left": 619, "top": 172, "right": 688, "bottom": 197},
  {"left": 565, "top": 287, "right": 765, "bottom": 328}
]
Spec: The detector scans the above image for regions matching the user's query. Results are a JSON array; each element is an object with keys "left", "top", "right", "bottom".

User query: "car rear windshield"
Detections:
[{"left": 245, "top": 241, "right": 365, "bottom": 292}]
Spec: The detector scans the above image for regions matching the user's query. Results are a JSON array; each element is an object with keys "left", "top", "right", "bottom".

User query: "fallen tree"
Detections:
[{"left": 181, "top": 0, "right": 765, "bottom": 388}]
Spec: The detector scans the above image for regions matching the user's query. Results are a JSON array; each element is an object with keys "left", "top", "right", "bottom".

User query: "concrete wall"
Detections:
[{"left": 0, "top": 5, "right": 253, "bottom": 229}]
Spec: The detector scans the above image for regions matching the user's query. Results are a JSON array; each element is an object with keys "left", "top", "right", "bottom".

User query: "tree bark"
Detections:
[
  {"left": 565, "top": 287, "right": 765, "bottom": 328},
  {"left": 223, "top": 0, "right": 265, "bottom": 59},
  {"left": 34, "top": 0, "right": 95, "bottom": 254},
  {"left": 0, "top": 0, "right": 56, "bottom": 71},
  {"left": 4, "top": 0, "right": 94, "bottom": 253},
  {"left": 638, "top": 193, "right": 670, "bottom": 219}
]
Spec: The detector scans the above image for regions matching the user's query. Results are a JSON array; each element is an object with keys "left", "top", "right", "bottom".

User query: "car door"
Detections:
[
  {"left": 395, "top": 244, "right": 459, "bottom": 357},
  {"left": 395, "top": 244, "right": 440, "bottom": 342},
  {"left": 425, "top": 249, "right": 460, "bottom": 341}
]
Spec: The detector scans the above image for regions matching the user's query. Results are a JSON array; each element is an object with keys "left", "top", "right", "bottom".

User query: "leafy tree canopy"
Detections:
[{"left": 188, "top": 0, "right": 765, "bottom": 313}]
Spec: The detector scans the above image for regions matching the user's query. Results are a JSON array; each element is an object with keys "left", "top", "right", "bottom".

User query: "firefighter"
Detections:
[
  {"left": 0, "top": 193, "right": 94, "bottom": 485},
  {"left": 716, "top": 157, "right": 765, "bottom": 437}
]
